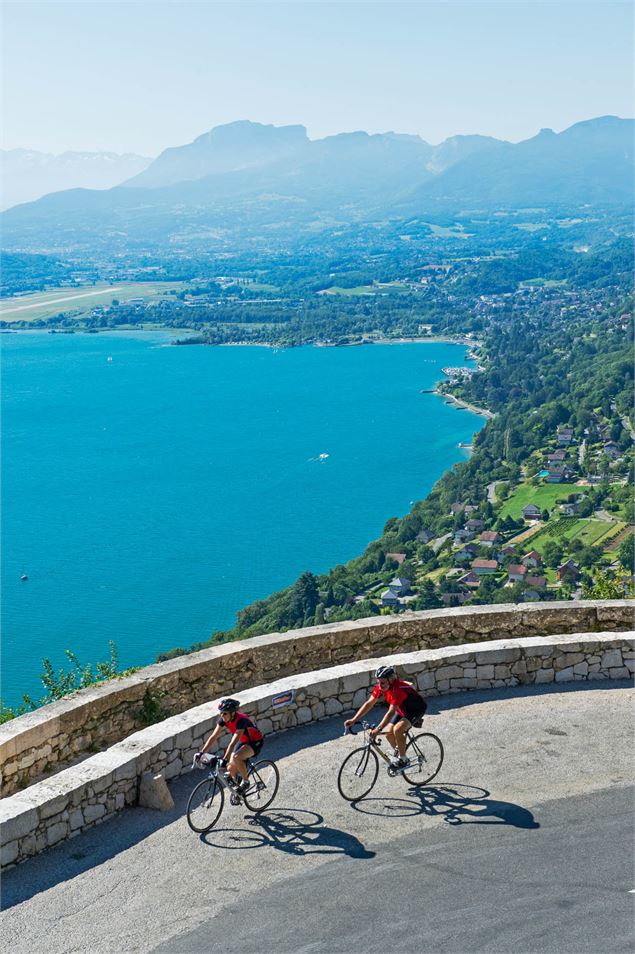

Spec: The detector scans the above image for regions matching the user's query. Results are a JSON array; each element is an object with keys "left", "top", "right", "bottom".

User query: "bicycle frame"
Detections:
[
  {"left": 193, "top": 755, "right": 250, "bottom": 801},
  {"left": 345, "top": 721, "right": 416, "bottom": 769}
]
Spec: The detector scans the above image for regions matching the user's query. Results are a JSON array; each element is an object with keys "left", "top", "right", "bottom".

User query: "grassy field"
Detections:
[
  {"left": 318, "top": 285, "right": 376, "bottom": 297},
  {"left": 0, "top": 282, "right": 184, "bottom": 322},
  {"left": 425, "top": 223, "right": 473, "bottom": 239},
  {"left": 499, "top": 482, "right": 573, "bottom": 520},
  {"left": 507, "top": 523, "right": 545, "bottom": 546},
  {"left": 522, "top": 518, "right": 624, "bottom": 556},
  {"left": 514, "top": 223, "right": 550, "bottom": 232},
  {"left": 318, "top": 282, "right": 411, "bottom": 297},
  {"left": 520, "top": 278, "right": 568, "bottom": 288}
]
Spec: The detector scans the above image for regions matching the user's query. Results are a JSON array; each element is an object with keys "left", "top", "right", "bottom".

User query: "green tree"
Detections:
[
  {"left": 582, "top": 570, "right": 633, "bottom": 599},
  {"left": 414, "top": 580, "right": 443, "bottom": 609},
  {"left": 618, "top": 536, "right": 634, "bottom": 572},
  {"left": 290, "top": 571, "right": 319, "bottom": 624},
  {"left": 543, "top": 540, "right": 563, "bottom": 568}
]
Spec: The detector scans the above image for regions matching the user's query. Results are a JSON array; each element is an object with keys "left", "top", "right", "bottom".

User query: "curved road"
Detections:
[{"left": 2, "top": 683, "right": 634, "bottom": 954}]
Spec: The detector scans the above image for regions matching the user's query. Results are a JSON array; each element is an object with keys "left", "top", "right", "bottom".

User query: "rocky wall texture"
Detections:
[
  {"left": 1, "top": 630, "right": 632, "bottom": 869},
  {"left": 1, "top": 601, "right": 632, "bottom": 796}
]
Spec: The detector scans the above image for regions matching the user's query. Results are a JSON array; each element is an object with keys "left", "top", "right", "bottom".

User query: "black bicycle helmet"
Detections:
[
  {"left": 218, "top": 698, "right": 240, "bottom": 713},
  {"left": 375, "top": 665, "right": 395, "bottom": 680}
]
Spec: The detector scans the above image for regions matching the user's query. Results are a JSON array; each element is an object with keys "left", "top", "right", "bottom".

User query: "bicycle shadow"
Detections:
[
  {"left": 351, "top": 782, "right": 540, "bottom": 830},
  {"left": 201, "top": 806, "right": 376, "bottom": 858}
]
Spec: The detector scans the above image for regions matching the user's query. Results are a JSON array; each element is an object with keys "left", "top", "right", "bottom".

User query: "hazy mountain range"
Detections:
[
  {"left": 1, "top": 149, "right": 152, "bottom": 211},
  {"left": 2, "top": 116, "right": 632, "bottom": 251}
]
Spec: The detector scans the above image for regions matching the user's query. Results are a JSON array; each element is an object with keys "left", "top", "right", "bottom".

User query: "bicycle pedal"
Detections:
[{"left": 230, "top": 793, "right": 241, "bottom": 806}]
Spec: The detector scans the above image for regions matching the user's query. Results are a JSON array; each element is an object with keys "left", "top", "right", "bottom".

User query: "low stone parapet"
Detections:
[
  {"left": 1, "top": 600, "right": 632, "bottom": 796},
  {"left": 1, "top": 630, "right": 632, "bottom": 869}
]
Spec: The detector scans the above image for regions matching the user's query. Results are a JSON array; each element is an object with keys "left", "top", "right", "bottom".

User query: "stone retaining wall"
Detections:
[
  {"left": 1, "top": 600, "right": 632, "bottom": 796},
  {"left": 2, "top": 630, "right": 633, "bottom": 869}
]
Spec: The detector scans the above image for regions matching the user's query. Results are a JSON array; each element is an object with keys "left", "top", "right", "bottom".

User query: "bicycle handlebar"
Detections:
[
  {"left": 192, "top": 753, "right": 220, "bottom": 771},
  {"left": 343, "top": 721, "right": 381, "bottom": 739}
]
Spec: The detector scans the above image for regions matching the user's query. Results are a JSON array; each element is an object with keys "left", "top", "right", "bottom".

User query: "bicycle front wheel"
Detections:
[
  {"left": 402, "top": 733, "right": 444, "bottom": 786},
  {"left": 187, "top": 776, "right": 224, "bottom": 832},
  {"left": 243, "top": 759, "right": 280, "bottom": 813},
  {"left": 337, "top": 746, "right": 379, "bottom": 802}
]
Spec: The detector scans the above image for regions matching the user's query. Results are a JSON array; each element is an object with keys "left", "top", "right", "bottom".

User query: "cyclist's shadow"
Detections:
[
  {"left": 353, "top": 783, "right": 539, "bottom": 830},
  {"left": 202, "top": 807, "right": 376, "bottom": 858}
]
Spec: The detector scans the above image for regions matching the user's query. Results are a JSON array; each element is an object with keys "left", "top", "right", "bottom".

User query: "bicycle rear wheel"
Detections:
[
  {"left": 337, "top": 746, "right": 379, "bottom": 802},
  {"left": 243, "top": 759, "right": 280, "bottom": 813},
  {"left": 402, "top": 733, "right": 444, "bottom": 786},
  {"left": 187, "top": 776, "right": 224, "bottom": 832}
]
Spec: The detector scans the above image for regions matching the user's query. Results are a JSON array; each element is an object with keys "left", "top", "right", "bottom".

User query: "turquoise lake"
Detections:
[{"left": 1, "top": 331, "right": 482, "bottom": 705}]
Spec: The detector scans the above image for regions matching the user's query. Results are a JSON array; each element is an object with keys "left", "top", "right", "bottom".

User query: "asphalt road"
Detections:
[
  {"left": 2, "top": 683, "right": 634, "bottom": 954},
  {"left": 154, "top": 786, "right": 634, "bottom": 954}
]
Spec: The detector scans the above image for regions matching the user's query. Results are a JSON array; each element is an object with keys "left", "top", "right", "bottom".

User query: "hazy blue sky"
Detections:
[{"left": 2, "top": 1, "right": 633, "bottom": 156}]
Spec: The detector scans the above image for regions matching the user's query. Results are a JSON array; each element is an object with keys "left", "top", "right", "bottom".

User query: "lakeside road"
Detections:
[
  {"left": 2, "top": 683, "right": 633, "bottom": 954},
  {"left": 435, "top": 388, "right": 496, "bottom": 420}
]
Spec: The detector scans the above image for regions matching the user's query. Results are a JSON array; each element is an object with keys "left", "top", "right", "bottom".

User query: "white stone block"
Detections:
[
  {"left": 555, "top": 667, "right": 574, "bottom": 682},
  {"left": 341, "top": 672, "right": 370, "bottom": 693},
  {"left": 474, "top": 649, "right": 520, "bottom": 664},
  {"left": 1, "top": 840, "right": 18, "bottom": 867},
  {"left": 39, "top": 793, "right": 70, "bottom": 820},
  {"left": 601, "top": 650, "right": 622, "bottom": 669},
  {"left": 69, "top": 809, "right": 84, "bottom": 831},
  {"left": 416, "top": 671, "right": 435, "bottom": 691},
  {"left": 296, "top": 707, "right": 312, "bottom": 724},
  {"left": 352, "top": 689, "right": 368, "bottom": 709},
  {"left": 163, "top": 758, "right": 183, "bottom": 780},
  {"left": 0, "top": 805, "right": 39, "bottom": 844},
  {"left": 476, "top": 665, "right": 494, "bottom": 680},
  {"left": 311, "top": 701, "right": 326, "bottom": 720},
  {"left": 436, "top": 665, "right": 464, "bottom": 680},
  {"left": 535, "top": 669, "right": 554, "bottom": 684},
  {"left": 84, "top": 803, "right": 107, "bottom": 823},
  {"left": 573, "top": 662, "right": 589, "bottom": 676},
  {"left": 324, "top": 698, "right": 343, "bottom": 716},
  {"left": 47, "top": 821, "right": 68, "bottom": 846},
  {"left": 608, "top": 667, "right": 630, "bottom": 679}
]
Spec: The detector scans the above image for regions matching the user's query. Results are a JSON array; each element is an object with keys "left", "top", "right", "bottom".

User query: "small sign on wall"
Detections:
[{"left": 271, "top": 689, "right": 295, "bottom": 708}]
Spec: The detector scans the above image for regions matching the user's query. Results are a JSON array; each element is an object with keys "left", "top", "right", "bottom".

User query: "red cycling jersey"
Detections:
[
  {"left": 371, "top": 679, "right": 421, "bottom": 717},
  {"left": 223, "top": 711, "right": 264, "bottom": 745}
]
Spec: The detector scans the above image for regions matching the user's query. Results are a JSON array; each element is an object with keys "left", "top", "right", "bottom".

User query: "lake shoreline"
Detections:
[
  {"left": 435, "top": 388, "right": 495, "bottom": 419},
  {"left": 8, "top": 326, "right": 472, "bottom": 349}
]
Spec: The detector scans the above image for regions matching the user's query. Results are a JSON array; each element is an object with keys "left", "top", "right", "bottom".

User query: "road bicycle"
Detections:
[
  {"left": 187, "top": 754, "right": 280, "bottom": 833},
  {"left": 337, "top": 720, "right": 444, "bottom": 802}
]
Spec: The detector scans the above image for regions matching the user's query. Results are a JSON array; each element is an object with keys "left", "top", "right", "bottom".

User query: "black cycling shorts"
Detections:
[
  {"left": 390, "top": 697, "right": 427, "bottom": 727},
  {"left": 238, "top": 738, "right": 263, "bottom": 758}
]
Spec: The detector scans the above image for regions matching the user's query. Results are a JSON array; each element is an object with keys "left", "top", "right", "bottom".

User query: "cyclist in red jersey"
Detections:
[
  {"left": 344, "top": 665, "right": 427, "bottom": 771},
  {"left": 195, "top": 698, "right": 264, "bottom": 793}
]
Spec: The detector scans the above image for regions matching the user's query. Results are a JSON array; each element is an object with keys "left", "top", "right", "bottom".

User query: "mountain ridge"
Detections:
[
  {"left": 2, "top": 116, "right": 632, "bottom": 250},
  {"left": 1, "top": 148, "right": 152, "bottom": 211}
]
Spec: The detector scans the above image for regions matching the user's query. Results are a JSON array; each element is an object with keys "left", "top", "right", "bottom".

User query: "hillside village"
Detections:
[{"left": 355, "top": 411, "right": 634, "bottom": 614}]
